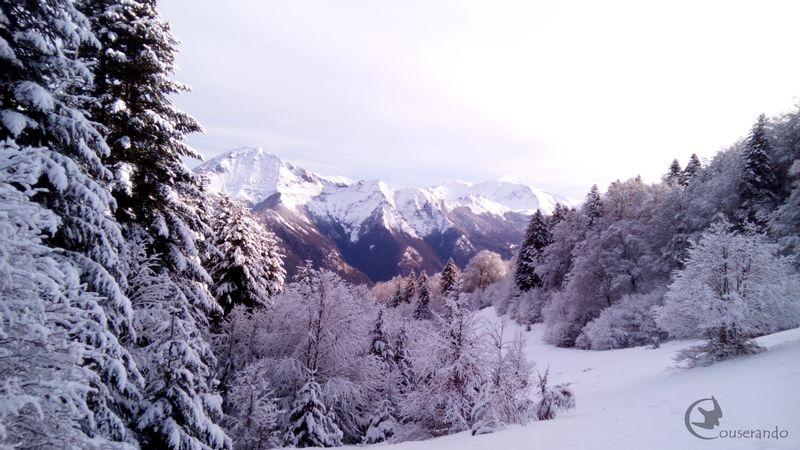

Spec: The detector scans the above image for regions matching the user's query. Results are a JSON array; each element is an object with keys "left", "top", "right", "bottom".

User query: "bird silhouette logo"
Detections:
[{"left": 685, "top": 396, "right": 723, "bottom": 440}]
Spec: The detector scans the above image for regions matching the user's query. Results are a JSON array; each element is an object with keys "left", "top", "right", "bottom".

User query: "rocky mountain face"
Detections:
[{"left": 196, "top": 147, "right": 574, "bottom": 283}]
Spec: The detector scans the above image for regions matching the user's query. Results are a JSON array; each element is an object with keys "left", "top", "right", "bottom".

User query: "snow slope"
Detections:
[{"left": 343, "top": 308, "right": 800, "bottom": 450}]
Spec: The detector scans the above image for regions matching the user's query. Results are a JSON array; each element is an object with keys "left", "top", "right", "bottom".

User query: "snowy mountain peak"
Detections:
[
  {"left": 424, "top": 179, "right": 570, "bottom": 216},
  {"left": 197, "top": 147, "right": 575, "bottom": 251},
  {"left": 199, "top": 147, "right": 346, "bottom": 211}
]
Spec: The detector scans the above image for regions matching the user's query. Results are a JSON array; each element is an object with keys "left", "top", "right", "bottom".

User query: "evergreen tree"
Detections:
[
  {"left": 387, "top": 279, "right": 403, "bottom": 308},
  {"left": 80, "top": 0, "right": 216, "bottom": 315},
  {"left": 393, "top": 324, "right": 415, "bottom": 393},
  {"left": 440, "top": 258, "right": 459, "bottom": 297},
  {"left": 283, "top": 371, "right": 343, "bottom": 448},
  {"left": 739, "top": 114, "right": 778, "bottom": 227},
  {"left": 126, "top": 232, "right": 231, "bottom": 449},
  {"left": 402, "top": 270, "right": 417, "bottom": 303},
  {"left": 514, "top": 209, "right": 549, "bottom": 292},
  {"left": 582, "top": 185, "right": 603, "bottom": 226},
  {"left": 369, "top": 309, "right": 394, "bottom": 363},
  {"left": 79, "top": 1, "right": 231, "bottom": 445},
  {"left": 80, "top": 0, "right": 204, "bottom": 225},
  {"left": 362, "top": 399, "right": 396, "bottom": 444},
  {"left": 0, "top": 169, "right": 136, "bottom": 448},
  {"left": 549, "top": 203, "right": 568, "bottom": 228},
  {"left": 413, "top": 271, "right": 433, "bottom": 320},
  {"left": 682, "top": 153, "right": 702, "bottom": 185},
  {"left": 665, "top": 159, "right": 683, "bottom": 185},
  {"left": 1, "top": 1, "right": 142, "bottom": 445},
  {"left": 208, "top": 195, "right": 286, "bottom": 315}
]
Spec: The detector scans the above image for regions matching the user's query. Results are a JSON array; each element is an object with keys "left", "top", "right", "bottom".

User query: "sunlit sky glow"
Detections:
[{"left": 161, "top": 0, "right": 800, "bottom": 198}]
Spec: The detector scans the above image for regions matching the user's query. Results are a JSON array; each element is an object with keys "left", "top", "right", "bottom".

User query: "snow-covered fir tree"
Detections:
[
  {"left": 402, "top": 271, "right": 417, "bottom": 304},
  {"left": 78, "top": 0, "right": 231, "bottom": 445},
  {"left": 387, "top": 278, "right": 404, "bottom": 308},
  {"left": 515, "top": 209, "right": 550, "bottom": 292},
  {"left": 362, "top": 309, "right": 399, "bottom": 444},
  {"left": 413, "top": 271, "right": 433, "bottom": 320},
  {"left": 548, "top": 203, "right": 568, "bottom": 228},
  {"left": 208, "top": 195, "right": 285, "bottom": 315},
  {"left": 283, "top": 370, "right": 343, "bottom": 448},
  {"left": 440, "top": 258, "right": 460, "bottom": 297},
  {"left": 665, "top": 159, "right": 683, "bottom": 185},
  {"left": 0, "top": 161, "right": 135, "bottom": 449},
  {"left": 362, "top": 399, "right": 397, "bottom": 444},
  {"left": 369, "top": 309, "right": 394, "bottom": 363},
  {"left": 771, "top": 159, "right": 800, "bottom": 264},
  {"left": 682, "top": 153, "right": 702, "bottom": 185},
  {"left": 739, "top": 114, "right": 778, "bottom": 227},
  {"left": 126, "top": 233, "right": 231, "bottom": 449},
  {"left": 393, "top": 324, "right": 415, "bottom": 394},
  {"left": 1, "top": 1, "right": 142, "bottom": 445},
  {"left": 582, "top": 184, "right": 604, "bottom": 226},
  {"left": 655, "top": 219, "right": 800, "bottom": 367}
]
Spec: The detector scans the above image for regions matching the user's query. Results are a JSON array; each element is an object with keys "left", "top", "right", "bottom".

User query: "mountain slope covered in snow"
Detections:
[{"left": 197, "top": 147, "right": 575, "bottom": 281}]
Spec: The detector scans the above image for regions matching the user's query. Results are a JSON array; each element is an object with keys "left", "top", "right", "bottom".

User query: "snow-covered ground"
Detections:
[{"left": 344, "top": 308, "right": 800, "bottom": 450}]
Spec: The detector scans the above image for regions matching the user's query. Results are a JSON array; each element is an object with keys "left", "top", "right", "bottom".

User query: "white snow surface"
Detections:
[
  {"left": 196, "top": 147, "right": 575, "bottom": 242},
  {"left": 345, "top": 308, "right": 800, "bottom": 450}
]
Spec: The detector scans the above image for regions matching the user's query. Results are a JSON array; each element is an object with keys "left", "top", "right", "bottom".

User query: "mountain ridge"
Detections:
[{"left": 196, "top": 147, "right": 575, "bottom": 282}]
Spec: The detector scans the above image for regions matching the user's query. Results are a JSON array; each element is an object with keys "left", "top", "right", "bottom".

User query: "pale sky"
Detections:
[{"left": 161, "top": 0, "right": 800, "bottom": 199}]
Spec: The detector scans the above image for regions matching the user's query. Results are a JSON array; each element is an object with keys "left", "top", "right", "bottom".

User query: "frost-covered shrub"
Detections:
[
  {"left": 655, "top": 220, "right": 800, "bottom": 367},
  {"left": 576, "top": 290, "right": 665, "bottom": 350},
  {"left": 534, "top": 368, "right": 575, "bottom": 421},
  {"left": 513, "top": 288, "right": 550, "bottom": 325},
  {"left": 541, "top": 291, "right": 585, "bottom": 347},
  {"left": 362, "top": 399, "right": 397, "bottom": 444},
  {"left": 402, "top": 295, "right": 486, "bottom": 437},
  {"left": 226, "top": 361, "right": 282, "bottom": 450},
  {"left": 491, "top": 276, "right": 518, "bottom": 316}
]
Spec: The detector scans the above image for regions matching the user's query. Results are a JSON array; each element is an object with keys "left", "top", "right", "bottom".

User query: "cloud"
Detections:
[{"left": 162, "top": 0, "right": 800, "bottom": 198}]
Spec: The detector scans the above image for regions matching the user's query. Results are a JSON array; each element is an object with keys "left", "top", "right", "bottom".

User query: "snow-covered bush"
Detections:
[
  {"left": 225, "top": 361, "right": 282, "bottom": 450},
  {"left": 534, "top": 368, "right": 575, "bottom": 421},
  {"left": 482, "top": 319, "right": 536, "bottom": 425},
  {"left": 576, "top": 290, "right": 665, "bottom": 350},
  {"left": 362, "top": 399, "right": 397, "bottom": 444},
  {"left": 512, "top": 287, "right": 551, "bottom": 325},
  {"left": 541, "top": 291, "right": 584, "bottom": 347},
  {"left": 402, "top": 293, "right": 487, "bottom": 437},
  {"left": 655, "top": 219, "right": 800, "bottom": 367}
]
